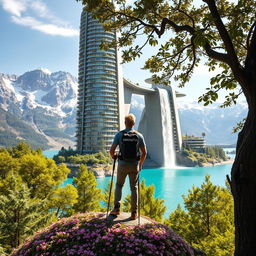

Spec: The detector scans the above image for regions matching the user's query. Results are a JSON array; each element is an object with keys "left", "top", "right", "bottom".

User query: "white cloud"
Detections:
[
  {"left": 12, "top": 15, "right": 79, "bottom": 37},
  {"left": 34, "top": 24, "right": 79, "bottom": 37},
  {"left": 1, "top": 0, "right": 27, "bottom": 16},
  {"left": 1, "top": 0, "right": 79, "bottom": 37}
]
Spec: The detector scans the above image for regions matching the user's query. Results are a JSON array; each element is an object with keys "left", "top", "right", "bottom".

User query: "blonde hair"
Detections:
[{"left": 125, "top": 113, "right": 136, "bottom": 127}]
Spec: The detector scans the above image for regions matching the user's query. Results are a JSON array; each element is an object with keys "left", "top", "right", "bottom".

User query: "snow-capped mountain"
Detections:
[
  {"left": 0, "top": 69, "right": 78, "bottom": 149},
  {"left": 177, "top": 101, "right": 247, "bottom": 145},
  {"left": 0, "top": 68, "right": 248, "bottom": 149}
]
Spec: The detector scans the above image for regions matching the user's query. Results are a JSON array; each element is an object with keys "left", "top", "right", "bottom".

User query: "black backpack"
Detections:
[{"left": 119, "top": 130, "right": 140, "bottom": 161}]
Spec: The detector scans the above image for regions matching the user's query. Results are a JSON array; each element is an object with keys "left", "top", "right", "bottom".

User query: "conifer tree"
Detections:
[
  {"left": 0, "top": 173, "right": 51, "bottom": 253},
  {"left": 123, "top": 179, "right": 166, "bottom": 222},
  {"left": 0, "top": 150, "right": 18, "bottom": 179},
  {"left": 8, "top": 141, "right": 34, "bottom": 158},
  {"left": 48, "top": 184, "right": 78, "bottom": 218},
  {"left": 73, "top": 164, "right": 102, "bottom": 212},
  {"left": 166, "top": 175, "right": 234, "bottom": 255}
]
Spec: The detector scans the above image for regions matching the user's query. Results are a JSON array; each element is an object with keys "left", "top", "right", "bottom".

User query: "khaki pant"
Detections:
[{"left": 114, "top": 162, "right": 139, "bottom": 213}]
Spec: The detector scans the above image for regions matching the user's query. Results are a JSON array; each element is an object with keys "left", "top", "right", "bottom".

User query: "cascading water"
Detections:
[{"left": 158, "top": 88, "right": 176, "bottom": 167}]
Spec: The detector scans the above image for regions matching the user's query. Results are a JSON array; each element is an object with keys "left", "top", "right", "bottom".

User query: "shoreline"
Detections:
[
  {"left": 201, "top": 158, "right": 234, "bottom": 167},
  {"left": 66, "top": 158, "right": 235, "bottom": 178}
]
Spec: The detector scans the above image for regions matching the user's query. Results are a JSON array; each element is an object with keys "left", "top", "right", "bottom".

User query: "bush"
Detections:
[{"left": 12, "top": 212, "right": 196, "bottom": 256}]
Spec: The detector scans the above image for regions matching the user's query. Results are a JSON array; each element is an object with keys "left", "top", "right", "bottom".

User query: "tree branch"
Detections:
[
  {"left": 246, "top": 21, "right": 256, "bottom": 49},
  {"left": 202, "top": 0, "right": 240, "bottom": 68},
  {"left": 204, "top": 42, "right": 230, "bottom": 64},
  {"left": 176, "top": 2, "right": 195, "bottom": 28}
]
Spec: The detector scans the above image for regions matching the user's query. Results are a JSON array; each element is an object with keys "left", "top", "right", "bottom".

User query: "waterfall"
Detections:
[{"left": 158, "top": 88, "right": 176, "bottom": 167}]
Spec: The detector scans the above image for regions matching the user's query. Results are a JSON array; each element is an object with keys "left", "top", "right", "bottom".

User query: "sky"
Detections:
[{"left": 0, "top": 0, "right": 243, "bottom": 103}]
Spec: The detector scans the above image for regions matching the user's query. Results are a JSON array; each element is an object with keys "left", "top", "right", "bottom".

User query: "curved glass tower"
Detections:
[{"left": 76, "top": 9, "right": 124, "bottom": 154}]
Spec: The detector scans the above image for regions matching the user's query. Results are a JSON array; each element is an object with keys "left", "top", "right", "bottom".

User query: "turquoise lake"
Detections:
[{"left": 44, "top": 150, "right": 234, "bottom": 217}]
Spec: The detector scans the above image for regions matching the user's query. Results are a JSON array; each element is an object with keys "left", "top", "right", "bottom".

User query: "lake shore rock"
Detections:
[{"left": 176, "top": 153, "right": 234, "bottom": 167}]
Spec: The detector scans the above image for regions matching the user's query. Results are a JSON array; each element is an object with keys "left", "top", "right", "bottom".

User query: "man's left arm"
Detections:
[{"left": 139, "top": 146, "right": 147, "bottom": 171}]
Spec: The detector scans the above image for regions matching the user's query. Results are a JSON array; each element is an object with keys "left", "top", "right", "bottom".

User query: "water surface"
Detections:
[{"left": 63, "top": 164, "right": 232, "bottom": 217}]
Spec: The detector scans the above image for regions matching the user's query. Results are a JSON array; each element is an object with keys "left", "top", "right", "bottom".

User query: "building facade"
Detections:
[
  {"left": 76, "top": 9, "right": 124, "bottom": 154},
  {"left": 182, "top": 136, "right": 206, "bottom": 152}
]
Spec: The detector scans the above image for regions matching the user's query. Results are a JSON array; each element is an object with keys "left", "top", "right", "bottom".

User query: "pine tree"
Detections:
[
  {"left": 48, "top": 184, "right": 78, "bottom": 218},
  {"left": 0, "top": 150, "right": 18, "bottom": 179},
  {"left": 0, "top": 173, "right": 52, "bottom": 253},
  {"left": 166, "top": 175, "right": 234, "bottom": 255},
  {"left": 73, "top": 164, "right": 102, "bottom": 212},
  {"left": 123, "top": 179, "right": 166, "bottom": 222}
]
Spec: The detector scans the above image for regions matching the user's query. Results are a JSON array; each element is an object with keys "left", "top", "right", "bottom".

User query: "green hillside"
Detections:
[{"left": 0, "top": 108, "right": 49, "bottom": 149}]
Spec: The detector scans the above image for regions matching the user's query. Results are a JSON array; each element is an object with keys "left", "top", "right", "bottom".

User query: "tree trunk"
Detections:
[{"left": 231, "top": 95, "right": 256, "bottom": 255}]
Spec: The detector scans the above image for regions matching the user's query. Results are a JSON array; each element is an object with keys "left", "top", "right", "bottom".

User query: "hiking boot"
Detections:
[
  {"left": 130, "top": 212, "right": 137, "bottom": 220},
  {"left": 110, "top": 208, "right": 120, "bottom": 216}
]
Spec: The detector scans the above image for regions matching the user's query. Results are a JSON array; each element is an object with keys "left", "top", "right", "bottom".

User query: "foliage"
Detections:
[
  {"left": 205, "top": 146, "right": 227, "bottom": 160},
  {"left": 68, "top": 152, "right": 112, "bottom": 165},
  {"left": 0, "top": 143, "right": 73, "bottom": 252},
  {"left": 165, "top": 175, "right": 234, "bottom": 256},
  {"left": 73, "top": 164, "right": 103, "bottom": 212},
  {"left": 7, "top": 141, "right": 37, "bottom": 158},
  {"left": 123, "top": 179, "right": 166, "bottom": 222},
  {"left": 12, "top": 212, "right": 196, "bottom": 256},
  {"left": 53, "top": 146, "right": 77, "bottom": 162},
  {"left": 233, "top": 118, "right": 246, "bottom": 133},
  {"left": 0, "top": 245, "right": 7, "bottom": 256},
  {"left": 0, "top": 150, "right": 19, "bottom": 179},
  {"left": 0, "top": 173, "right": 52, "bottom": 254},
  {"left": 0, "top": 143, "right": 70, "bottom": 199},
  {"left": 48, "top": 184, "right": 78, "bottom": 218},
  {"left": 53, "top": 147, "right": 112, "bottom": 166},
  {"left": 181, "top": 146, "right": 227, "bottom": 166},
  {"left": 18, "top": 153, "right": 70, "bottom": 199}
]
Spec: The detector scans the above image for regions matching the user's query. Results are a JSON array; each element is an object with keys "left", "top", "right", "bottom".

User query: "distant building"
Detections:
[
  {"left": 183, "top": 136, "right": 206, "bottom": 152},
  {"left": 76, "top": 9, "right": 124, "bottom": 154}
]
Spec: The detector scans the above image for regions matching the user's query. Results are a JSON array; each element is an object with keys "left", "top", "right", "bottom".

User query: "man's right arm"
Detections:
[
  {"left": 109, "top": 144, "right": 117, "bottom": 159},
  {"left": 109, "top": 132, "right": 119, "bottom": 159}
]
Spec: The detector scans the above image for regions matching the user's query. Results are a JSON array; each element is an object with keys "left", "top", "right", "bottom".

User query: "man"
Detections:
[{"left": 109, "top": 113, "right": 147, "bottom": 220}]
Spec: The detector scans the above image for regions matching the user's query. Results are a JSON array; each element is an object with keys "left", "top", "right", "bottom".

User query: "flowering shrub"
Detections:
[{"left": 12, "top": 212, "right": 195, "bottom": 256}]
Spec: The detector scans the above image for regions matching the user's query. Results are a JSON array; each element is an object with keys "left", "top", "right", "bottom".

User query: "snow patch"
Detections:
[
  {"left": 2, "top": 77, "right": 15, "bottom": 92},
  {"left": 37, "top": 68, "right": 52, "bottom": 75}
]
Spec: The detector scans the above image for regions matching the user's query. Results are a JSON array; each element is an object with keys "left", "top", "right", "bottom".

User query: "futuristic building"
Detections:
[
  {"left": 76, "top": 9, "right": 184, "bottom": 166},
  {"left": 123, "top": 79, "right": 184, "bottom": 167},
  {"left": 76, "top": 9, "right": 124, "bottom": 154}
]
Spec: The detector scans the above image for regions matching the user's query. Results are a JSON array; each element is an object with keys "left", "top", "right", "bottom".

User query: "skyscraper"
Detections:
[{"left": 76, "top": 9, "right": 124, "bottom": 154}]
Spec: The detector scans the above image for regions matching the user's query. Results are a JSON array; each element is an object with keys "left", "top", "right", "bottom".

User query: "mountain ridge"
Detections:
[
  {"left": 0, "top": 69, "right": 77, "bottom": 149},
  {"left": 0, "top": 69, "right": 248, "bottom": 149}
]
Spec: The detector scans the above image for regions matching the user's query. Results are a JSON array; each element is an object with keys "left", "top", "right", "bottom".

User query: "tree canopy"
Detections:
[{"left": 165, "top": 175, "right": 234, "bottom": 255}]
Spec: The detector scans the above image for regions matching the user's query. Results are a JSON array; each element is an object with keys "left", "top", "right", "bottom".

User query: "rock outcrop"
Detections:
[{"left": 12, "top": 212, "right": 205, "bottom": 256}]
